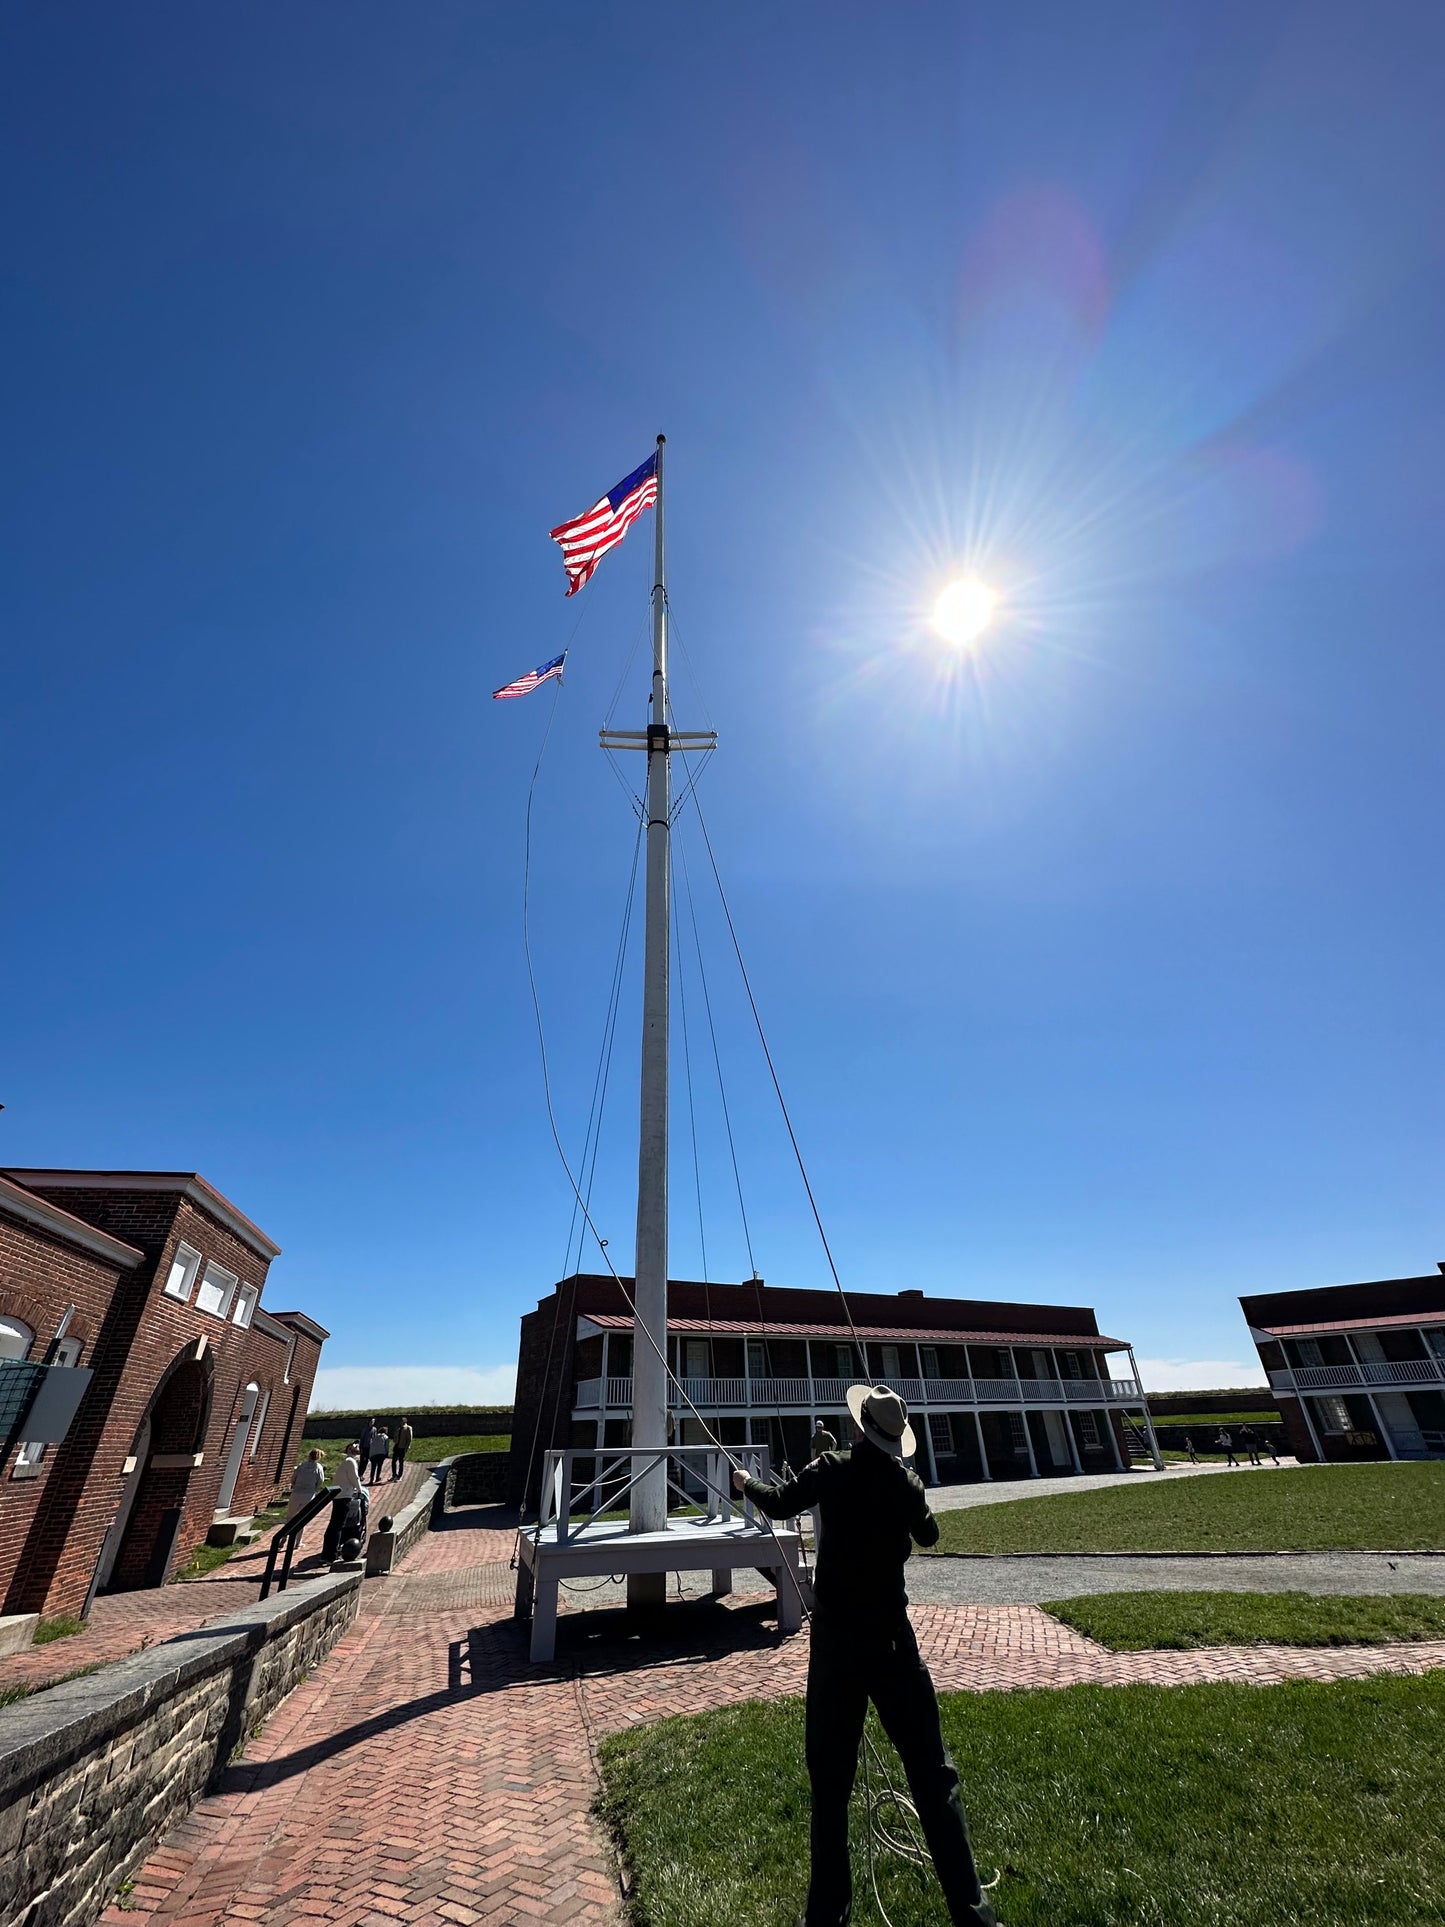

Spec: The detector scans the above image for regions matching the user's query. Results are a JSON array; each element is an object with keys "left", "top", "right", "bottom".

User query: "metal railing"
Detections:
[
  {"left": 573, "top": 1373, "right": 1143, "bottom": 1412},
  {"left": 1270, "top": 1359, "right": 1445, "bottom": 1396},
  {"left": 537, "top": 1445, "right": 774, "bottom": 1545},
  {"left": 258, "top": 1484, "right": 335, "bottom": 1599}
]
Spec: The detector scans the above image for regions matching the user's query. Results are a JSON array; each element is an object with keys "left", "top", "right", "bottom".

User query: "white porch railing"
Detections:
[
  {"left": 573, "top": 1372, "right": 1144, "bottom": 1413},
  {"left": 1270, "top": 1359, "right": 1444, "bottom": 1396}
]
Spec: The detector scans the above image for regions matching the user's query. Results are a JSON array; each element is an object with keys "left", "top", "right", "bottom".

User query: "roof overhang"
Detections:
[
  {"left": 4, "top": 1170, "right": 281, "bottom": 1263},
  {"left": 578, "top": 1313, "right": 1125, "bottom": 1348},
  {"left": 0, "top": 1175, "right": 145, "bottom": 1271},
  {"left": 263, "top": 1310, "right": 330, "bottom": 1342},
  {"left": 1260, "top": 1311, "right": 1445, "bottom": 1339}
]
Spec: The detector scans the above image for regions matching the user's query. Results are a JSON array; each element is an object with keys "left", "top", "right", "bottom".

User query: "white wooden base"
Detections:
[{"left": 513, "top": 1514, "right": 805, "bottom": 1663}]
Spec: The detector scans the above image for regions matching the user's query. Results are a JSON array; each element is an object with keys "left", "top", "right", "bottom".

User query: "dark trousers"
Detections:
[
  {"left": 391, "top": 1448, "right": 408, "bottom": 1480},
  {"left": 804, "top": 1615, "right": 995, "bottom": 1927},
  {"left": 368, "top": 1454, "right": 386, "bottom": 1483}
]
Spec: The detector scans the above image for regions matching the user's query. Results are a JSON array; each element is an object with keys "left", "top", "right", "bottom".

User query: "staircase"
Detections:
[{"left": 1122, "top": 1419, "right": 1155, "bottom": 1463}]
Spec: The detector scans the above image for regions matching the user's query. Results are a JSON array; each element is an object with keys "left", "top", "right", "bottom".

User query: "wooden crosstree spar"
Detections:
[{"left": 514, "top": 439, "right": 803, "bottom": 1662}]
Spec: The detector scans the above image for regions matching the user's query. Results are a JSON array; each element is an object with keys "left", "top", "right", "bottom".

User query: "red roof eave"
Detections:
[
  {"left": 578, "top": 1312, "right": 1126, "bottom": 1348},
  {"left": 1262, "top": 1310, "right": 1445, "bottom": 1338}
]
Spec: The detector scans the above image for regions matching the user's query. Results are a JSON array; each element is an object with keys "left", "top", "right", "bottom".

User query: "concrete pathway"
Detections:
[{"left": 100, "top": 1501, "right": 1445, "bottom": 1927}]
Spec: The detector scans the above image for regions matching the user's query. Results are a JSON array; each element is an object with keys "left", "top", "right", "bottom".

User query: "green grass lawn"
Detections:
[
  {"left": 1153, "top": 1410, "right": 1281, "bottom": 1427},
  {"left": 1044, "top": 1590, "right": 1445, "bottom": 1651},
  {"left": 927, "top": 1462, "right": 1445, "bottom": 1555},
  {"left": 297, "top": 1433, "right": 509, "bottom": 1480},
  {"left": 598, "top": 1674, "right": 1445, "bottom": 1926}
]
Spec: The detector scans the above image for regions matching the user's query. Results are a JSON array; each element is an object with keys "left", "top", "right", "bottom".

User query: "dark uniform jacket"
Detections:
[{"left": 742, "top": 1436, "right": 938, "bottom": 1627}]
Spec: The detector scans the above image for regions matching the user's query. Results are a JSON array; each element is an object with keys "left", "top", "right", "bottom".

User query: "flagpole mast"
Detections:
[{"left": 628, "top": 433, "right": 670, "bottom": 1597}]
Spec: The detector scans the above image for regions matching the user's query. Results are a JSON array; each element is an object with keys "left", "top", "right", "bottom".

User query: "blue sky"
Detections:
[{"left": 4, "top": 3, "right": 1443, "bottom": 1406}]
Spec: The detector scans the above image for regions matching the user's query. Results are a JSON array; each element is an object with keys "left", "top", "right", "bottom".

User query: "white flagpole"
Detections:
[{"left": 628, "top": 434, "right": 670, "bottom": 1598}]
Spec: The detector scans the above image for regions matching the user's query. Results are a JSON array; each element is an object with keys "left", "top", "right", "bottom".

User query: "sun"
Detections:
[{"left": 929, "top": 577, "right": 999, "bottom": 648}]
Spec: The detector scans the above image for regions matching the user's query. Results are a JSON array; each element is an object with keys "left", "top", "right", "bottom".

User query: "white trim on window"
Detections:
[
  {"left": 163, "top": 1243, "right": 203, "bottom": 1302},
  {"left": 1077, "top": 1412, "right": 1101, "bottom": 1448},
  {"left": 231, "top": 1282, "right": 259, "bottom": 1328},
  {"left": 0, "top": 1316, "right": 35, "bottom": 1362},
  {"left": 195, "top": 1262, "right": 239, "bottom": 1319}
]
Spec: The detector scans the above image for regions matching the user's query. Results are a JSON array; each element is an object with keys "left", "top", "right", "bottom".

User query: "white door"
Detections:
[
  {"left": 1042, "top": 1410, "right": 1072, "bottom": 1469},
  {"left": 216, "top": 1384, "right": 259, "bottom": 1515}
]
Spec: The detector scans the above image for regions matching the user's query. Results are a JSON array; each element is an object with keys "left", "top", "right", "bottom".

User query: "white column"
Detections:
[
  {"left": 600, "top": 1331, "right": 609, "bottom": 1405},
  {"left": 629, "top": 437, "right": 671, "bottom": 1599},
  {"left": 971, "top": 1408, "right": 992, "bottom": 1481},
  {"left": 805, "top": 1338, "right": 815, "bottom": 1434}
]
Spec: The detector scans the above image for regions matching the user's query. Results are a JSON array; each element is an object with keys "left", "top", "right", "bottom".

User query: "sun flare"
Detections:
[{"left": 930, "top": 577, "right": 999, "bottom": 648}]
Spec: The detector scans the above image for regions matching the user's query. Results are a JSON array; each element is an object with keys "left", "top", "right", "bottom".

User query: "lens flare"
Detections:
[{"left": 930, "top": 578, "right": 999, "bottom": 648}]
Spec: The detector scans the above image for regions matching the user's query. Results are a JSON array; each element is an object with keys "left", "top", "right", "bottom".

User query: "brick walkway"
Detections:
[
  {"left": 96, "top": 1502, "right": 1445, "bottom": 1927},
  {"left": 0, "top": 1462, "right": 434, "bottom": 1698}
]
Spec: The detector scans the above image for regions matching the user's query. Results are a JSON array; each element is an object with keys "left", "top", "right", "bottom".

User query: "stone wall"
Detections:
[
  {"left": 0, "top": 1571, "right": 359, "bottom": 1927},
  {"left": 447, "top": 1452, "right": 511, "bottom": 1507}
]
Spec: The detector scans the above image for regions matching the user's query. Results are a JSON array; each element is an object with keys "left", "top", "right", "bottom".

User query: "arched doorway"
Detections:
[
  {"left": 107, "top": 1350, "right": 212, "bottom": 1592},
  {"left": 216, "top": 1382, "right": 260, "bottom": 1516}
]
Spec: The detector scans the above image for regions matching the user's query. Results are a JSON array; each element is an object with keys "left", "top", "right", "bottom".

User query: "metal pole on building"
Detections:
[{"left": 629, "top": 435, "right": 671, "bottom": 1602}]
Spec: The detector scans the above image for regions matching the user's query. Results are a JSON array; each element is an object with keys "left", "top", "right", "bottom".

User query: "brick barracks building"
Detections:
[
  {"left": 1241, "top": 1266, "right": 1445, "bottom": 1464},
  {"left": 0, "top": 1169, "right": 326, "bottom": 1623},
  {"left": 510, "top": 1273, "right": 1159, "bottom": 1507}
]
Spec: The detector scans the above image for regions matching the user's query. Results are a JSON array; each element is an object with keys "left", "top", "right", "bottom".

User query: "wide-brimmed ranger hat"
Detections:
[{"left": 846, "top": 1383, "right": 916, "bottom": 1459}]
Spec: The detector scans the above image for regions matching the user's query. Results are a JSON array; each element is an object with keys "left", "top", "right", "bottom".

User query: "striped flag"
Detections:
[
  {"left": 549, "top": 452, "right": 658, "bottom": 596},
  {"left": 493, "top": 652, "right": 565, "bottom": 701}
]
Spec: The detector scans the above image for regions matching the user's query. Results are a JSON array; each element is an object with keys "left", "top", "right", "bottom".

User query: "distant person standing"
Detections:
[
  {"left": 1182, "top": 1434, "right": 1199, "bottom": 1466},
  {"left": 368, "top": 1427, "right": 390, "bottom": 1485},
  {"left": 357, "top": 1417, "right": 376, "bottom": 1468},
  {"left": 1217, "top": 1429, "right": 1238, "bottom": 1467},
  {"left": 392, "top": 1418, "right": 414, "bottom": 1481},
  {"left": 809, "top": 1420, "right": 838, "bottom": 1460},
  {"left": 1262, "top": 1430, "right": 1279, "bottom": 1465},
  {"left": 287, "top": 1447, "right": 326, "bottom": 1519},
  {"left": 1240, "top": 1425, "right": 1262, "bottom": 1467}
]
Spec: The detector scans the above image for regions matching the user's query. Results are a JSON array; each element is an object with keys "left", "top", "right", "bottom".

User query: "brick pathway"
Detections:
[
  {"left": 97, "top": 1502, "right": 1445, "bottom": 1927},
  {"left": 0, "top": 1462, "right": 434, "bottom": 1698}
]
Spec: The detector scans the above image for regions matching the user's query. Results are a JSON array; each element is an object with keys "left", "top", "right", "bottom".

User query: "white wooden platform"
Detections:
[{"left": 513, "top": 1511, "right": 804, "bottom": 1662}]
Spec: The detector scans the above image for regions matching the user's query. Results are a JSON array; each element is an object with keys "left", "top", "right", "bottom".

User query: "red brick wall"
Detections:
[
  {"left": 4, "top": 1183, "right": 327, "bottom": 1615},
  {"left": 0, "top": 1210, "right": 130, "bottom": 1612}
]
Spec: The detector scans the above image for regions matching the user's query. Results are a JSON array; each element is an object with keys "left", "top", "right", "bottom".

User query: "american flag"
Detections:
[
  {"left": 492, "top": 651, "right": 565, "bottom": 701},
  {"left": 549, "top": 452, "right": 658, "bottom": 596}
]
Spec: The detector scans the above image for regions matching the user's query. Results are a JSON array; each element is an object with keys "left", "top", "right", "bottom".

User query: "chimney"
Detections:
[{"left": 898, "top": 1289, "right": 924, "bottom": 1301}]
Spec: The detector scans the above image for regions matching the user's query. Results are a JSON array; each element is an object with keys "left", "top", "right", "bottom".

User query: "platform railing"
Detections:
[
  {"left": 538, "top": 1445, "right": 774, "bottom": 1546},
  {"left": 1271, "top": 1359, "right": 1445, "bottom": 1396}
]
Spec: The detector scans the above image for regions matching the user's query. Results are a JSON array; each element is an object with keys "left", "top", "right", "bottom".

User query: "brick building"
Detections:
[
  {"left": 510, "top": 1273, "right": 1159, "bottom": 1507},
  {"left": 1241, "top": 1267, "right": 1445, "bottom": 1463},
  {"left": 0, "top": 1169, "right": 327, "bottom": 1620}
]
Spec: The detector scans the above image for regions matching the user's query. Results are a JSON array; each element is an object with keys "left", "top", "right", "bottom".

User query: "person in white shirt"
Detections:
[
  {"left": 287, "top": 1448, "right": 326, "bottom": 1518},
  {"left": 323, "top": 1446, "right": 368, "bottom": 1561}
]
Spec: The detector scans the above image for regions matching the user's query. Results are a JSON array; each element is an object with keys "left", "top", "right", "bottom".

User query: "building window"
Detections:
[
  {"left": 833, "top": 1345, "right": 857, "bottom": 1378},
  {"left": 1061, "top": 1351, "right": 1082, "bottom": 1379},
  {"left": 880, "top": 1345, "right": 902, "bottom": 1380},
  {"left": 684, "top": 1340, "right": 710, "bottom": 1380},
  {"left": 1296, "top": 1339, "right": 1324, "bottom": 1368},
  {"left": 1006, "top": 1414, "right": 1028, "bottom": 1452},
  {"left": 1424, "top": 1330, "right": 1445, "bottom": 1362},
  {"left": 747, "top": 1340, "right": 767, "bottom": 1378},
  {"left": 195, "top": 1262, "right": 239, "bottom": 1319},
  {"left": 1317, "top": 1396, "right": 1352, "bottom": 1433},
  {"left": 163, "top": 1244, "right": 202, "bottom": 1302},
  {"left": 920, "top": 1347, "right": 939, "bottom": 1379},
  {"left": 248, "top": 1388, "right": 271, "bottom": 1458},
  {"left": 0, "top": 1316, "right": 34, "bottom": 1361},
  {"left": 928, "top": 1414, "right": 953, "bottom": 1455},
  {"left": 1077, "top": 1412, "right": 1100, "bottom": 1448},
  {"left": 231, "top": 1283, "right": 259, "bottom": 1328}
]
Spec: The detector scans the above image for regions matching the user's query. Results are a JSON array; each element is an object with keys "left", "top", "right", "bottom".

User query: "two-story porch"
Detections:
[
  {"left": 570, "top": 1312, "right": 1160, "bottom": 1483},
  {"left": 1256, "top": 1313, "right": 1445, "bottom": 1462}
]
